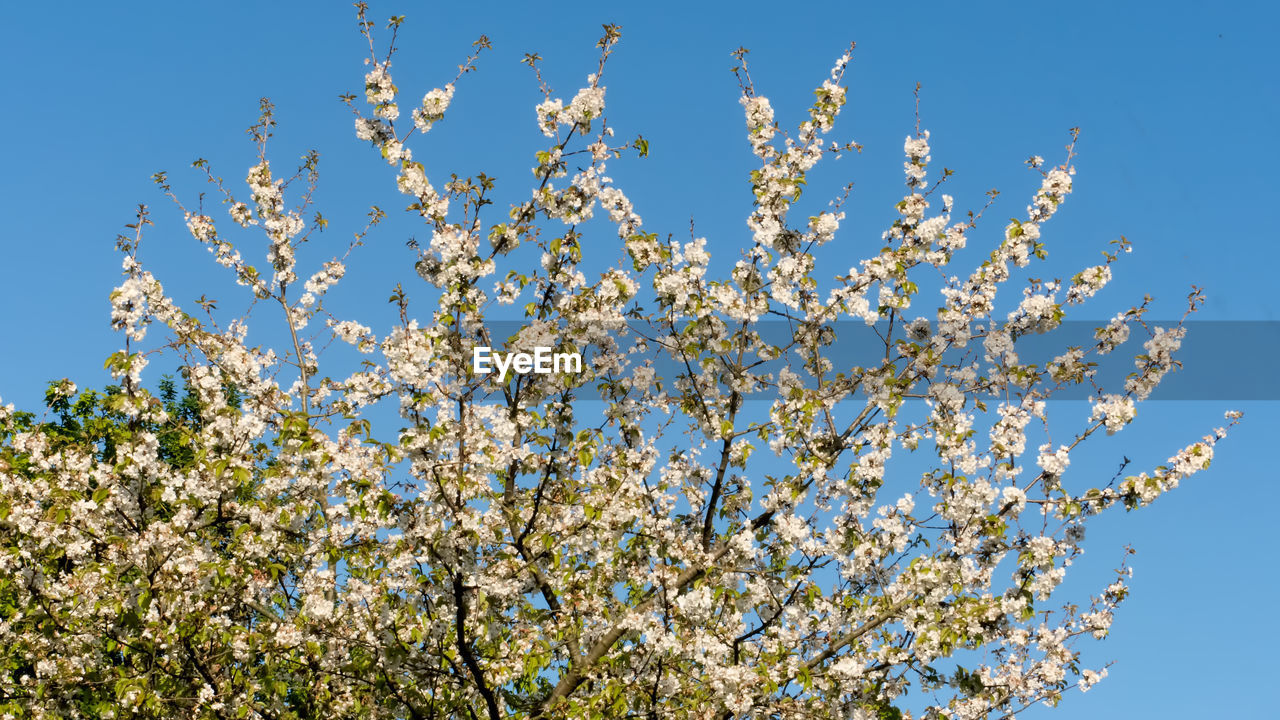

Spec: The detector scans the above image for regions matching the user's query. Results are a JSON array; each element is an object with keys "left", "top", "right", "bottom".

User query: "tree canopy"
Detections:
[{"left": 0, "top": 7, "right": 1239, "bottom": 720}]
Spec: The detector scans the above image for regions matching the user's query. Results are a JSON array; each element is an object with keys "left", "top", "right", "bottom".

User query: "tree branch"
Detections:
[
  {"left": 534, "top": 508, "right": 776, "bottom": 717},
  {"left": 804, "top": 598, "right": 910, "bottom": 670},
  {"left": 453, "top": 573, "right": 502, "bottom": 720}
]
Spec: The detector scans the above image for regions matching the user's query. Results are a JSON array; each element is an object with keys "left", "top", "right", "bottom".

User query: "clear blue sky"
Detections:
[{"left": 1, "top": 2, "right": 1276, "bottom": 717}]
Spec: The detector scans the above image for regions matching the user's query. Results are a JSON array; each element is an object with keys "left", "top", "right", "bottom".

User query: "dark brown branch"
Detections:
[
  {"left": 702, "top": 433, "right": 734, "bottom": 551},
  {"left": 453, "top": 573, "right": 501, "bottom": 720}
]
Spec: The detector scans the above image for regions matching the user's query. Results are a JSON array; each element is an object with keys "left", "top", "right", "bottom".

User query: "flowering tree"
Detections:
[{"left": 0, "top": 7, "right": 1239, "bottom": 720}]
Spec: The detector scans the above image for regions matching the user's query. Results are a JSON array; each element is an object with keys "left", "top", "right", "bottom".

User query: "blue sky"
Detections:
[{"left": 1, "top": 1, "right": 1277, "bottom": 717}]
